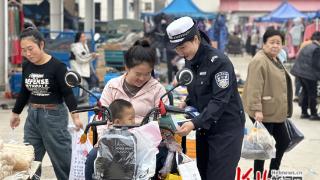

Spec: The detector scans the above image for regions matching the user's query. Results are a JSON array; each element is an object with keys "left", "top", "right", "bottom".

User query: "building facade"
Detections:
[{"left": 77, "top": 0, "right": 219, "bottom": 21}]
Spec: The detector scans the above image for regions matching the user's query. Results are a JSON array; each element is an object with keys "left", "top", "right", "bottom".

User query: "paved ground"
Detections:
[{"left": 0, "top": 54, "right": 319, "bottom": 179}]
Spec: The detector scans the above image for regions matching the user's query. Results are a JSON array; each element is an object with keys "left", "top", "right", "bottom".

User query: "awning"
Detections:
[
  {"left": 142, "top": 0, "right": 216, "bottom": 19},
  {"left": 255, "top": 2, "right": 307, "bottom": 22}
]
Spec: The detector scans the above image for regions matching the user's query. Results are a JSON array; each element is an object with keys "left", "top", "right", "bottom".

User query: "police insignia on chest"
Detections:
[{"left": 215, "top": 71, "right": 229, "bottom": 88}]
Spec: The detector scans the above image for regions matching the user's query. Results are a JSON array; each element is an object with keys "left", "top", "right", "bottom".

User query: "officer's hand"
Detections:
[
  {"left": 178, "top": 101, "right": 187, "bottom": 109},
  {"left": 176, "top": 121, "right": 194, "bottom": 137},
  {"left": 254, "top": 111, "right": 263, "bottom": 122}
]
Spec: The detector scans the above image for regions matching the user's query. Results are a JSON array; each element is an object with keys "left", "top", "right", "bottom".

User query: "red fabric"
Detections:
[
  {"left": 11, "top": 39, "right": 22, "bottom": 64},
  {"left": 304, "top": 23, "right": 320, "bottom": 41},
  {"left": 286, "top": 33, "right": 296, "bottom": 59},
  {"left": 8, "top": 6, "right": 24, "bottom": 64},
  {"left": 158, "top": 100, "right": 167, "bottom": 116},
  {"left": 8, "top": 8, "right": 14, "bottom": 35},
  {"left": 97, "top": 101, "right": 103, "bottom": 119},
  {"left": 19, "top": 9, "right": 24, "bottom": 31}
]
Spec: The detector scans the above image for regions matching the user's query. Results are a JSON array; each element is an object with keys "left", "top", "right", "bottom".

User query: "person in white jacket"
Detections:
[{"left": 70, "top": 32, "right": 99, "bottom": 89}]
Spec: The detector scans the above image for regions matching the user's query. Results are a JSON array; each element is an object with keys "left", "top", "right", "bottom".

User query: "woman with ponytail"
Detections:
[
  {"left": 85, "top": 39, "right": 168, "bottom": 180},
  {"left": 10, "top": 26, "right": 83, "bottom": 180}
]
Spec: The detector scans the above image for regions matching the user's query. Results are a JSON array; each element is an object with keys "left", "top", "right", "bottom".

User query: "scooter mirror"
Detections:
[
  {"left": 94, "top": 33, "right": 101, "bottom": 42},
  {"left": 176, "top": 68, "right": 193, "bottom": 85},
  {"left": 65, "top": 71, "right": 82, "bottom": 87}
]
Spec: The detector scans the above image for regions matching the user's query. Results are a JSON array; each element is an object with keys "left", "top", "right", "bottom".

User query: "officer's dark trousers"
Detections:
[
  {"left": 196, "top": 118, "right": 244, "bottom": 180},
  {"left": 24, "top": 104, "right": 71, "bottom": 180},
  {"left": 298, "top": 77, "right": 318, "bottom": 115},
  {"left": 251, "top": 121, "right": 290, "bottom": 179}
]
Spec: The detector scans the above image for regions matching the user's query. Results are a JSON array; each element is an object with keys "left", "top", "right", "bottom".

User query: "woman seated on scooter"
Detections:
[
  {"left": 85, "top": 99, "right": 135, "bottom": 179},
  {"left": 99, "top": 39, "right": 168, "bottom": 125},
  {"left": 85, "top": 39, "right": 169, "bottom": 180}
]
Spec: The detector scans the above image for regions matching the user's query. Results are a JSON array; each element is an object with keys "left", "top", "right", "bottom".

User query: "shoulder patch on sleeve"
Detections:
[
  {"left": 215, "top": 71, "right": 229, "bottom": 88},
  {"left": 210, "top": 55, "right": 218, "bottom": 63}
]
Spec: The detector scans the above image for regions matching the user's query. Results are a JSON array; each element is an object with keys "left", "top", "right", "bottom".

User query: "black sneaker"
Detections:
[
  {"left": 300, "top": 114, "right": 310, "bottom": 119},
  {"left": 309, "top": 115, "right": 320, "bottom": 120}
]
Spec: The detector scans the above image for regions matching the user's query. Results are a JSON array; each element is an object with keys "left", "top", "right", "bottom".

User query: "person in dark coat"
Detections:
[{"left": 291, "top": 31, "right": 320, "bottom": 120}]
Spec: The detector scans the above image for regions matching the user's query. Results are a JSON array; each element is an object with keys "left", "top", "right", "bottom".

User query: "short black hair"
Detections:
[
  {"left": 124, "top": 39, "right": 156, "bottom": 69},
  {"left": 311, "top": 31, "right": 320, "bottom": 41},
  {"left": 20, "top": 25, "right": 45, "bottom": 48},
  {"left": 109, "top": 99, "right": 133, "bottom": 120},
  {"left": 263, "top": 29, "right": 285, "bottom": 45}
]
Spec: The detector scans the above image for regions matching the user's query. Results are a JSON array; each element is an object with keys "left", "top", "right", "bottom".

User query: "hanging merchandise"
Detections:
[
  {"left": 285, "top": 33, "right": 295, "bottom": 59},
  {"left": 8, "top": 6, "right": 15, "bottom": 56},
  {"left": 8, "top": 2, "right": 24, "bottom": 65},
  {"left": 7, "top": 1, "right": 24, "bottom": 98},
  {"left": 211, "top": 14, "right": 228, "bottom": 52},
  {"left": 304, "top": 22, "right": 320, "bottom": 41}
]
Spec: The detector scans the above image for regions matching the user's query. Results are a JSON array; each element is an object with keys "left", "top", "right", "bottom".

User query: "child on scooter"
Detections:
[{"left": 85, "top": 99, "right": 135, "bottom": 180}]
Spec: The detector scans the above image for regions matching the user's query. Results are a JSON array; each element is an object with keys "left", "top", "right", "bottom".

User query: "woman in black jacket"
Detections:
[{"left": 166, "top": 16, "right": 245, "bottom": 180}]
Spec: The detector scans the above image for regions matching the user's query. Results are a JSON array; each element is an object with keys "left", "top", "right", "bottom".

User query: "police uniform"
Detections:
[{"left": 166, "top": 17, "right": 245, "bottom": 180}]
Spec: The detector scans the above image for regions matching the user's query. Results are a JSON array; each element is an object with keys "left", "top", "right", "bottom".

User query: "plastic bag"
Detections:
[
  {"left": 241, "top": 121, "right": 276, "bottom": 160},
  {"left": 129, "top": 121, "right": 162, "bottom": 179},
  {"left": 156, "top": 134, "right": 182, "bottom": 179},
  {"left": 159, "top": 151, "right": 175, "bottom": 177},
  {"left": 94, "top": 128, "right": 137, "bottom": 180},
  {"left": 176, "top": 152, "right": 201, "bottom": 180},
  {"left": 69, "top": 128, "right": 93, "bottom": 180},
  {"left": 285, "top": 119, "right": 304, "bottom": 152}
]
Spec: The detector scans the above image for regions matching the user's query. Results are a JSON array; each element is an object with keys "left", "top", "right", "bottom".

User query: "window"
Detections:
[
  {"left": 129, "top": 2, "right": 134, "bottom": 11},
  {"left": 144, "top": 2, "right": 152, "bottom": 11},
  {"left": 95, "top": 2, "right": 101, "bottom": 20}
]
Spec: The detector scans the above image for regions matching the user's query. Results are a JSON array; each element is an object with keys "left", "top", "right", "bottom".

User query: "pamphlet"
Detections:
[{"left": 159, "top": 114, "right": 189, "bottom": 132}]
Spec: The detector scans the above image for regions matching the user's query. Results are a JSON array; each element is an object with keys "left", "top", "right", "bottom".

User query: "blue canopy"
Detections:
[
  {"left": 315, "top": 10, "right": 320, "bottom": 18},
  {"left": 255, "top": 2, "right": 307, "bottom": 22},
  {"left": 141, "top": 0, "right": 215, "bottom": 19}
]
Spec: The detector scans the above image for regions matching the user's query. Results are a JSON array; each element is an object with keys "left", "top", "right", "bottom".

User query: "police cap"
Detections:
[{"left": 166, "top": 16, "right": 198, "bottom": 48}]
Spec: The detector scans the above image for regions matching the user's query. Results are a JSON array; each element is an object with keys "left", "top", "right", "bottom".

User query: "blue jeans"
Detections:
[
  {"left": 85, "top": 147, "right": 98, "bottom": 180},
  {"left": 24, "top": 104, "right": 71, "bottom": 180}
]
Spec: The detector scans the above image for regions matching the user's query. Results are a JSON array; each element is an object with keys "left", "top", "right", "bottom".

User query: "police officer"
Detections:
[{"left": 166, "top": 16, "right": 245, "bottom": 180}]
